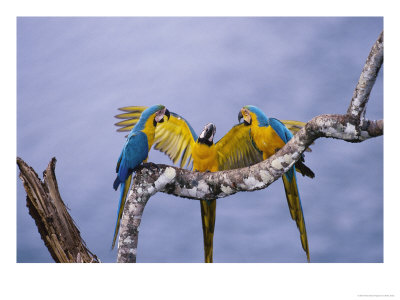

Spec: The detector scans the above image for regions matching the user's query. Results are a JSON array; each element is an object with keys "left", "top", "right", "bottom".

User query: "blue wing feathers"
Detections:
[
  {"left": 112, "top": 129, "right": 150, "bottom": 248},
  {"left": 114, "top": 131, "right": 149, "bottom": 190},
  {"left": 269, "top": 118, "right": 293, "bottom": 143},
  {"left": 113, "top": 106, "right": 164, "bottom": 248}
]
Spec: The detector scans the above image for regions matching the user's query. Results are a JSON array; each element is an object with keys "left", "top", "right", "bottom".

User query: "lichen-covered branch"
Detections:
[
  {"left": 116, "top": 167, "right": 175, "bottom": 262},
  {"left": 117, "top": 31, "right": 384, "bottom": 263},
  {"left": 347, "top": 31, "right": 383, "bottom": 126},
  {"left": 17, "top": 157, "right": 99, "bottom": 263}
]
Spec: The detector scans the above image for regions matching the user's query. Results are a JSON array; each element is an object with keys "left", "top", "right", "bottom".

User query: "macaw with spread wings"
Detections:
[
  {"left": 114, "top": 106, "right": 313, "bottom": 261},
  {"left": 112, "top": 105, "right": 170, "bottom": 249}
]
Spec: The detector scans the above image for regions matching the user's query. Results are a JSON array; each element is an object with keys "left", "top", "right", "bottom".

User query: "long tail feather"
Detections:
[
  {"left": 200, "top": 199, "right": 216, "bottom": 263},
  {"left": 112, "top": 174, "right": 133, "bottom": 249},
  {"left": 282, "top": 172, "right": 310, "bottom": 262}
]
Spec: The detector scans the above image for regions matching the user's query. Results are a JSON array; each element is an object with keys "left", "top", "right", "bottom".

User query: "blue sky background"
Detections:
[{"left": 16, "top": 17, "right": 383, "bottom": 263}]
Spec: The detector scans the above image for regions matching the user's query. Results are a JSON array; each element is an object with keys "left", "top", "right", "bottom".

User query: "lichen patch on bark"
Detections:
[
  {"left": 243, "top": 176, "right": 264, "bottom": 189},
  {"left": 220, "top": 185, "right": 234, "bottom": 195},
  {"left": 259, "top": 170, "right": 273, "bottom": 184},
  {"left": 154, "top": 167, "right": 176, "bottom": 190}
]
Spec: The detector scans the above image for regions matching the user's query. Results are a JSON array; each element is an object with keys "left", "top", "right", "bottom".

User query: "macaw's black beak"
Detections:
[
  {"left": 198, "top": 123, "right": 216, "bottom": 146},
  {"left": 238, "top": 111, "right": 243, "bottom": 123},
  {"left": 165, "top": 109, "right": 170, "bottom": 120}
]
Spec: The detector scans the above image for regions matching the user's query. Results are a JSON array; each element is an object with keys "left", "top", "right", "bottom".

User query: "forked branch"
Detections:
[{"left": 17, "top": 157, "right": 99, "bottom": 263}]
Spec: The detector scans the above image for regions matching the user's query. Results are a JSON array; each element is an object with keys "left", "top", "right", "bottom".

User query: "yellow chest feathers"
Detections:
[
  {"left": 192, "top": 142, "right": 219, "bottom": 172},
  {"left": 251, "top": 125, "right": 286, "bottom": 159},
  {"left": 141, "top": 117, "right": 156, "bottom": 151}
]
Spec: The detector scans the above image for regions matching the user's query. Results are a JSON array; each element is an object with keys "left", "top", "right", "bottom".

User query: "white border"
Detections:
[{"left": 3, "top": 1, "right": 398, "bottom": 299}]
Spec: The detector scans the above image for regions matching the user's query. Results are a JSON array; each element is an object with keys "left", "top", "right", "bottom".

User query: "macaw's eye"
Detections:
[{"left": 164, "top": 109, "right": 170, "bottom": 120}]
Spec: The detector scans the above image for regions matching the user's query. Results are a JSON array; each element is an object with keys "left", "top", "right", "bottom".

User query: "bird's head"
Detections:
[
  {"left": 238, "top": 105, "right": 268, "bottom": 126},
  {"left": 238, "top": 106, "right": 252, "bottom": 125},
  {"left": 198, "top": 123, "right": 216, "bottom": 146},
  {"left": 152, "top": 105, "right": 170, "bottom": 126}
]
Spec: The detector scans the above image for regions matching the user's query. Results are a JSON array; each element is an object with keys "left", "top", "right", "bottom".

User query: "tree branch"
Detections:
[
  {"left": 17, "top": 157, "right": 99, "bottom": 263},
  {"left": 347, "top": 31, "right": 383, "bottom": 126},
  {"left": 117, "top": 31, "right": 384, "bottom": 263}
]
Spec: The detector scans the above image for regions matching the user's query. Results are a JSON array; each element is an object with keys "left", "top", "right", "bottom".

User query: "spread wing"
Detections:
[
  {"left": 215, "top": 119, "right": 311, "bottom": 171},
  {"left": 114, "top": 106, "right": 150, "bottom": 132},
  {"left": 115, "top": 106, "right": 198, "bottom": 168},
  {"left": 215, "top": 123, "right": 263, "bottom": 170}
]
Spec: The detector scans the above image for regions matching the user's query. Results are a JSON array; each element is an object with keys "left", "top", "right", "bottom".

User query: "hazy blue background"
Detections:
[{"left": 17, "top": 17, "right": 383, "bottom": 263}]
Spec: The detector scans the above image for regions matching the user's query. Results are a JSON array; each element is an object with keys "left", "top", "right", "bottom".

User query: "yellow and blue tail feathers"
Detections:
[
  {"left": 269, "top": 118, "right": 310, "bottom": 261},
  {"left": 112, "top": 174, "right": 132, "bottom": 249},
  {"left": 282, "top": 170, "right": 310, "bottom": 262},
  {"left": 200, "top": 199, "right": 217, "bottom": 263}
]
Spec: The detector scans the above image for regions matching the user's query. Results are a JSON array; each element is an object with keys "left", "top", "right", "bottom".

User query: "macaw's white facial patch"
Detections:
[
  {"left": 200, "top": 123, "right": 216, "bottom": 142},
  {"left": 154, "top": 107, "right": 166, "bottom": 123},
  {"left": 242, "top": 108, "right": 252, "bottom": 125}
]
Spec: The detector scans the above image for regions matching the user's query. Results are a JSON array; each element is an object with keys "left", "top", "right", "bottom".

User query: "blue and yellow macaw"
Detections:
[
  {"left": 112, "top": 105, "right": 170, "bottom": 249},
  {"left": 114, "top": 106, "right": 311, "bottom": 261},
  {"left": 238, "top": 105, "right": 314, "bottom": 261}
]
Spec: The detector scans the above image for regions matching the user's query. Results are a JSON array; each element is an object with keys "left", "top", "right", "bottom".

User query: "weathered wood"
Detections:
[{"left": 17, "top": 157, "right": 99, "bottom": 263}]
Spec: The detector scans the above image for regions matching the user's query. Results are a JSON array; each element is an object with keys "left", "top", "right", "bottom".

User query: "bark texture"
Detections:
[
  {"left": 17, "top": 157, "right": 99, "bottom": 263},
  {"left": 347, "top": 31, "right": 384, "bottom": 124}
]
